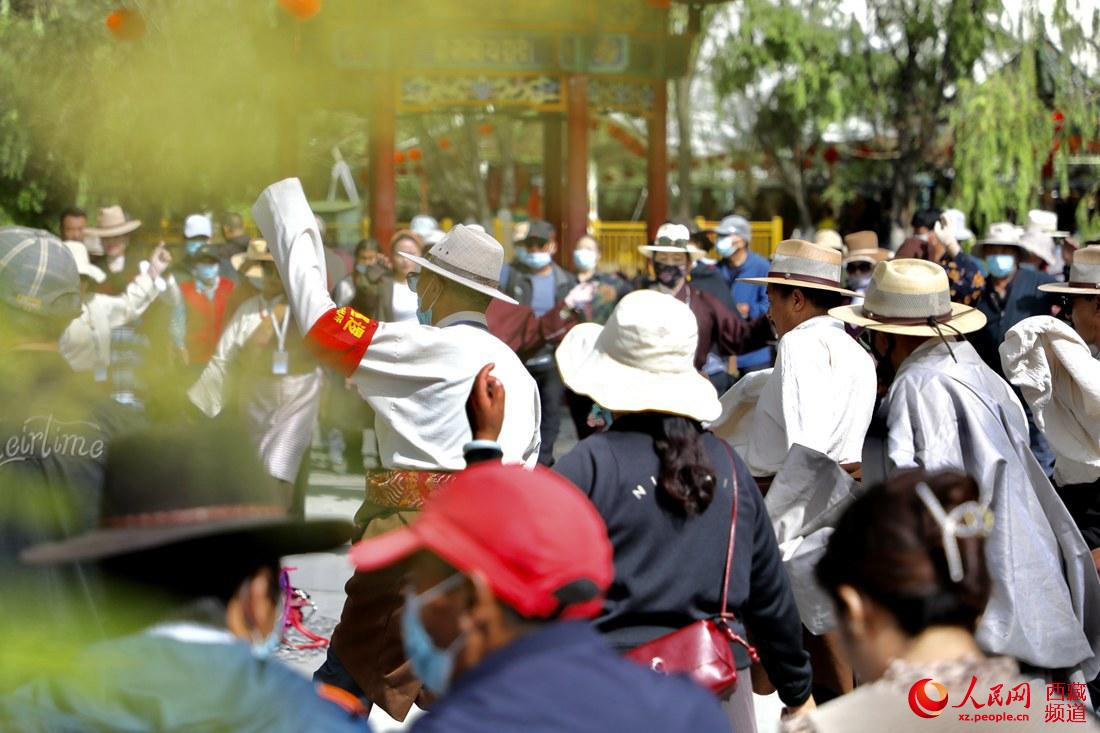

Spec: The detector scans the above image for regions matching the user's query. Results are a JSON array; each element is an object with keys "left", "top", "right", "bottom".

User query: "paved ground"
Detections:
[{"left": 280, "top": 417, "right": 784, "bottom": 731}]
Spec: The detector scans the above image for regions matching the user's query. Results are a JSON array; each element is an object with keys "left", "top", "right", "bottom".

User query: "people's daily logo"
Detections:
[{"left": 908, "top": 678, "right": 949, "bottom": 718}]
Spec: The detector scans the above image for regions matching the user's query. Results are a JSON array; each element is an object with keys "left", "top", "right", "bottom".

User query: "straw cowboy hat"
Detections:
[
  {"left": 972, "top": 222, "right": 1024, "bottom": 258},
  {"left": 739, "top": 239, "right": 859, "bottom": 296},
  {"left": 637, "top": 223, "right": 705, "bottom": 261},
  {"left": 814, "top": 229, "right": 844, "bottom": 252},
  {"left": 1038, "top": 245, "right": 1100, "bottom": 296},
  {"left": 231, "top": 238, "right": 274, "bottom": 279},
  {"left": 556, "top": 289, "right": 720, "bottom": 423},
  {"left": 62, "top": 240, "right": 106, "bottom": 284},
  {"left": 85, "top": 205, "right": 141, "bottom": 238},
  {"left": 398, "top": 223, "right": 518, "bottom": 305},
  {"left": 22, "top": 424, "right": 352, "bottom": 565},
  {"left": 843, "top": 231, "right": 892, "bottom": 265},
  {"left": 830, "top": 259, "right": 987, "bottom": 336}
]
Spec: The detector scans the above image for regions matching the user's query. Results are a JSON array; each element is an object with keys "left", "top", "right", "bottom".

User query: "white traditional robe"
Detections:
[
  {"left": 60, "top": 267, "right": 161, "bottom": 374},
  {"left": 1000, "top": 316, "right": 1100, "bottom": 487},
  {"left": 252, "top": 178, "right": 540, "bottom": 471},
  {"left": 864, "top": 338, "right": 1100, "bottom": 679},
  {"left": 712, "top": 315, "right": 876, "bottom": 477}
]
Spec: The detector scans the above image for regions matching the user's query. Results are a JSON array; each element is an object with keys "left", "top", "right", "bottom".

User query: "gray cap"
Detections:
[
  {"left": 715, "top": 215, "right": 751, "bottom": 243},
  {"left": 0, "top": 226, "right": 82, "bottom": 319}
]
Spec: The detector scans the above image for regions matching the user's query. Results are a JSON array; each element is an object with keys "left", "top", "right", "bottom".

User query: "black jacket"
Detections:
[{"left": 554, "top": 417, "right": 812, "bottom": 707}]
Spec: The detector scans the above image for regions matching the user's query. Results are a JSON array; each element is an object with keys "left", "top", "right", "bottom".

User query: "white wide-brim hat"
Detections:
[
  {"left": 399, "top": 224, "right": 517, "bottom": 305},
  {"left": 973, "top": 222, "right": 1024, "bottom": 257},
  {"left": 1039, "top": 245, "right": 1100, "bottom": 295},
  {"left": 62, "top": 240, "right": 106, "bottom": 284},
  {"left": 85, "top": 205, "right": 141, "bottom": 238},
  {"left": 638, "top": 222, "right": 706, "bottom": 260},
  {"left": 556, "top": 289, "right": 720, "bottom": 423},
  {"left": 830, "top": 259, "right": 987, "bottom": 336},
  {"left": 739, "top": 239, "right": 858, "bottom": 296}
]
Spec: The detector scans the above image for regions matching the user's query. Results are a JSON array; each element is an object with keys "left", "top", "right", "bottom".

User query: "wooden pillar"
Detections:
[
  {"left": 646, "top": 80, "right": 669, "bottom": 241},
  {"left": 369, "top": 73, "right": 397, "bottom": 255},
  {"left": 564, "top": 75, "right": 589, "bottom": 265},
  {"left": 542, "top": 114, "right": 564, "bottom": 246}
]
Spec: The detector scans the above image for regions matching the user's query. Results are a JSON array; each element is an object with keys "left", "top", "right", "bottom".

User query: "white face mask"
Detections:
[{"left": 716, "top": 236, "right": 738, "bottom": 258}]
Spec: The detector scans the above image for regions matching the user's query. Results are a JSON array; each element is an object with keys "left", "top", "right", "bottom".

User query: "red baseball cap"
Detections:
[{"left": 349, "top": 463, "right": 613, "bottom": 620}]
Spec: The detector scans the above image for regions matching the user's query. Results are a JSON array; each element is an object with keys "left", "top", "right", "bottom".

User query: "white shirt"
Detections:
[
  {"left": 252, "top": 178, "right": 541, "bottom": 471},
  {"left": 188, "top": 294, "right": 287, "bottom": 418},
  {"left": 390, "top": 280, "right": 418, "bottom": 323},
  {"left": 59, "top": 268, "right": 161, "bottom": 373},
  {"left": 717, "top": 315, "right": 876, "bottom": 477}
]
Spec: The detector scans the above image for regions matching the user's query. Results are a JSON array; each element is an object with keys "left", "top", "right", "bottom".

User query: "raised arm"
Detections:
[{"left": 252, "top": 178, "right": 379, "bottom": 377}]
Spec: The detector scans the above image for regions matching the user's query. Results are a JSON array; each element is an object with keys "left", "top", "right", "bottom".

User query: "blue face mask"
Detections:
[
  {"left": 573, "top": 249, "right": 598, "bottom": 271},
  {"left": 1018, "top": 262, "right": 1038, "bottom": 272},
  {"left": 715, "top": 236, "right": 737, "bottom": 258},
  {"left": 401, "top": 574, "right": 467, "bottom": 695},
  {"left": 251, "top": 575, "right": 286, "bottom": 661},
  {"left": 185, "top": 239, "right": 205, "bottom": 257},
  {"left": 587, "top": 403, "right": 614, "bottom": 431},
  {"left": 985, "top": 254, "right": 1016, "bottom": 278},
  {"left": 521, "top": 251, "right": 552, "bottom": 269},
  {"left": 192, "top": 262, "right": 219, "bottom": 284},
  {"left": 416, "top": 280, "right": 439, "bottom": 325}
]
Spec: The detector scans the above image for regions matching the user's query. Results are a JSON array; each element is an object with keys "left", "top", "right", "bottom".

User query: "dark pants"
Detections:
[{"left": 529, "top": 361, "right": 563, "bottom": 466}]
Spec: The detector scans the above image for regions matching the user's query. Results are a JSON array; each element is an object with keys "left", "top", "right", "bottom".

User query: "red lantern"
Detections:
[
  {"left": 105, "top": 8, "right": 146, "bottom": 41},
  {"left": 393, "top": 151, "right": 406, "bottom": 165},
  {"left": 438, "top": 137, "right": 452, "bottom": 151},
  {"left": 478, "top": 123, "right": 495, "bottom": 137},
  {"left": 408, "top": 148, "right": 423, "bottom": 162},
  {"left": 823, "top": 146, "right": 840, "bottom": 166},
  {"left": 1053, "top": 110, "right": 1065, "bottom": 132},
  {"left": 278, "top": 0, "right": 322, "bottom": 21}
]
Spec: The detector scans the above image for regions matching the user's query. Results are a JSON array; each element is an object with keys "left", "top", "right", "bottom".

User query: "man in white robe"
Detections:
[
  {"left": 832, "top": 258, "right": 1100, "bottom": 685},
  {"left": 252, "top": 178, "right": 540, "bottom": 720}
]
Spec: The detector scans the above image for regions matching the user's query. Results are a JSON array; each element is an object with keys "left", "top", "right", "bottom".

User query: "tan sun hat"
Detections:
[
  {"left": 814, "top": 229, "right": 844, "bottom": 252},
  {"left": 972, "top": 222, "right": 1024, "bottom": 258},
  {"left": 62, "top": 240, "right": 106, "bottom": 284},
  {"left": 738, "top": 239, "right": 858, "bottom": 296},
  {"left": 843, "top": 231, "right": 892, "bottom": 265},
  {"left": 231, "top": 239, "right": 274, "bottom": 279},
  {"left": 556, "top": 289, "right": 720, "bottom": 423},
  {"left": 399, "top": 224, "right": 518, "bottom": 305},
  {"left": 829, "top": 259, "right": 987, "bottom": 336},
  {"left": 637, "top": 223, "right": 705, "bottom": 261},
  {"left": 1038, "top": 245, "right": 1100, "bottom": 295},
  {"left": 85, "top": 205, "right": 141, "bottom": 238}
]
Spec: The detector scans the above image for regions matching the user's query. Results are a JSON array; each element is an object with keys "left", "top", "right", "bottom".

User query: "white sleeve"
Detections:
[
  {"left": 104, "top": 272, "right": 160, "bottom": 328},
  {"left": 187, "top": 307, "right": 255, "bottom": 417},
  {"left": 251, "top": 178, "right": 333, "bottom": 334}
]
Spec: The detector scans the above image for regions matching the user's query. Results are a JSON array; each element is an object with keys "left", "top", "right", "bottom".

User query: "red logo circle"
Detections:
[{"left": 908, "top": 678, "right": 949, "bottom": 718}]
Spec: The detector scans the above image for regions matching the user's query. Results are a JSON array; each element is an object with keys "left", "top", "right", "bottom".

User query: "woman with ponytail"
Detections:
[{"left": 554, "top": 290, "right": 814, "bottom": 730}]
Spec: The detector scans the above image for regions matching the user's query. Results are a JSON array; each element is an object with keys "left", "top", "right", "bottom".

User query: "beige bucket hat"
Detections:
[
  {"left": 231, "top": 239, "right": 275, "bottom": 279},
  {"left": 830, "top": 259, "right": 987, "bottom": 336},
  {"left": 972, "top": 222, "right": 1024, "bottom": 258},
  {"left": 843, "top": 231, "right": 892, "bottom": 265},
  {"left": 399, "top": 224, "right": 517, "bottom": 304},
  {"left": 556, "top": 289, "right": 720, "bottom": 423},
  {"left": 739, "top": 239, "right": 858, "bottom": 296},
  {"left": 637, "top": 223, "right": 705, "bottom": 261},
  {"left": 85, "top": 205, "right": 141, "bottom": 238},
  {"left": 62, "top": 240, "right": 106, "bottom": 284},
  {"left": 1038, "top": 245, "right": 1100, "bottom": 296}
]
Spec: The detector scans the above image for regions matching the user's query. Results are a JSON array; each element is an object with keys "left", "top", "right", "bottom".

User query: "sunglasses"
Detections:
[
  {"left": 655, "top": 237, "right": 690, "bottom": 247},
  {"left": 846, "top": 262, "right": 873, "bottom": 274}
]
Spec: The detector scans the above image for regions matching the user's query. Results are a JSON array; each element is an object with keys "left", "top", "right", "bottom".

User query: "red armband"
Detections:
[{"left": 305, "top": 307, "right": 380, "bottom": 377}]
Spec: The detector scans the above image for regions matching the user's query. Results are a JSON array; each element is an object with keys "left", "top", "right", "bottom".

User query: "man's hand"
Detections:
[
  {"left": 147, "top": 242, "right": 173, "bottom": 280},
  {"left": 782, "top": 696, "right": 817, "bottom": 719},
  {"left": 467, "top": 363, "right": 506, "bottom": 441}
]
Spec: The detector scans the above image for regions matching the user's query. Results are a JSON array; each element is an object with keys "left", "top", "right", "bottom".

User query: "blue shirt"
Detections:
[
  {"left": 529, "top": 272, "right": 556, "bottom": 317},
  {"left": 720, "top": 252, "right": 772, "bottom": 371},
  {"left": 412, "top": 622, "right": 729, "bottom": 733}
]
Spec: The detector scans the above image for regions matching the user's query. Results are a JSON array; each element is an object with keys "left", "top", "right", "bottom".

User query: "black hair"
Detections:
[
  {"left": 815, "top": 470, "right": 991, "bottom": 636},
  {"left": 223, "top": 212, "right": 244, "bottom": 229},
  {"left": 911, "top": 208, "right": 942, "bottom": 231},
  {"left": 354, "top": 238, "right": 379, "bottom": 257},
  {"left": 769, "top": 283, "right": 846, "bottom": 311},
  {"left": 59, "top": 207, "right": 86, "bottom": 226},
  {"left": 623, "top": 412, "right": 716, "bottom": 516}
]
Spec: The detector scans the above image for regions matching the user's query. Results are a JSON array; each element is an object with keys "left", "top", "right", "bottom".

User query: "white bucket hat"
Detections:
[
  {"left": 1039, "top": 245, "right": 1100, "bottom": 296},
  {"left": 830, "top": 259, "right": 987, "bottom": 336},
  {"left": 85, "top": 205, "right": 141, "bottom": 238},
  {"left": 62, "top": 240, "right": 106, "bottom": 284},
  {"left": 556, "top": 289, "right": 720, "bottom": 422},
  {"left": 1027, "top": 209, "right": 1069, "bottom": 238},
  {"left": 1019, "top": 229, "right": 1057, "bottom": 267},
  {"left": 638, "top": 223, "right": 705, "bottom": 260},
  {"left": 398, "top": 224, "right": 517, "bottom": 304},
  {"left": 942, "top": 209, "right": 974, "bottom": 242},
  {"left": 739, "top": 239, "right": 858, "bottom": 296},
  {"left": 973, "top": 222, "right": 1024, "bottom": 257}
]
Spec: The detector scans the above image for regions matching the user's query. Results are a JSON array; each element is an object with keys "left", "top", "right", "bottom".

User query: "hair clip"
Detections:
[{"left": 915, "top": 482, "right": 993, "bottom": 583}]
